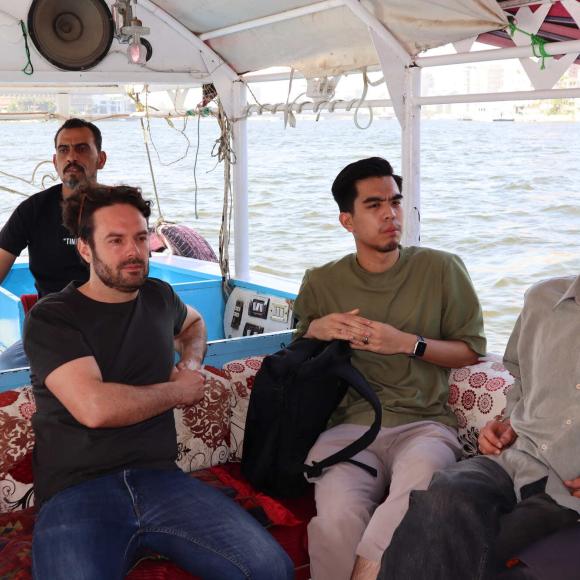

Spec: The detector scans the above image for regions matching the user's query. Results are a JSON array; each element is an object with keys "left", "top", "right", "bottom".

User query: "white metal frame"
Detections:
[
  {"left": 221, "top": 2, "right": 580, "bottom": 253},
  {"left": 6, "top": 0, "right": 580, "bottom": 274}
]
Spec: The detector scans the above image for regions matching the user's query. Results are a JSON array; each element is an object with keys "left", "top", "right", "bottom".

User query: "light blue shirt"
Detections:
[{"left": 494, "top": 275, "right": 580, "bottom": 513}]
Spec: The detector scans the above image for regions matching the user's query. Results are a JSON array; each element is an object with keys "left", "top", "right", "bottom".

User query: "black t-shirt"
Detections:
[
  {"left": 23, "top": 278, "right": 188, "bottom": 504},
  {"left": 0, "top": 184, "right": 89, "bottom": 297}
]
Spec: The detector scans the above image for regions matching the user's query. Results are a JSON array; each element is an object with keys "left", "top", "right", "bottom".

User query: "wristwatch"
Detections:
[{"left": 409, "top": 335, "right": 427, "bottom": 358}]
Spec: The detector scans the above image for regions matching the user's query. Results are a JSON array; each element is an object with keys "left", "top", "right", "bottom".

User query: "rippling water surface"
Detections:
[{"left": 0, "top": 117, "right": 578, "bottom": 353}]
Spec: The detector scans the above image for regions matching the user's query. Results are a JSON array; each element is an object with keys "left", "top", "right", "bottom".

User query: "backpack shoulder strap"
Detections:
[{"left": 303, "top": 351, "right": 382, "bottom": 478}]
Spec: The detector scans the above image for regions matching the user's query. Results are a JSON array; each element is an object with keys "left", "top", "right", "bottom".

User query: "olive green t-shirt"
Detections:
[{"left": 293, "top": 247, "right": 486, "bottom": 428}]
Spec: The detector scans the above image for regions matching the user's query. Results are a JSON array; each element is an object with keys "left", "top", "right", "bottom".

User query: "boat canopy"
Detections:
[
  {"left": 0, "top": 1, "right": 510, "bottom": 86},
  {"left": 165, "top": 0, "right": 507, "bottom": 77},
  {"left": 0, "top": 0, "right": 579, "bottom": 276}
]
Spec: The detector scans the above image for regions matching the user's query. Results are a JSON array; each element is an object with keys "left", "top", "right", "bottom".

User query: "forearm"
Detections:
[
  {"left": 0, "top": 249, "right": 16, "bottom": 286},
  {"left": 398, "top": 332, "right": 480, "bottom": 368},
  {"left": 77, "top": 379, "right": 184, "bottom": 428},
  {"left": 175, "top": 313, "right": 207, "bottom": 368}
]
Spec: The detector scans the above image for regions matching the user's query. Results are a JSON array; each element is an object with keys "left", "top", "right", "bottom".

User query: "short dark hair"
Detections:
[
  {"left": 393, "top": 174, "right": 403, "bottom": 193},
  {"left": 54, "top": 118, "right": 103, "bottom": 152},
  {"left": 62, "top": 185, "right": 151, "bottom": 245},
  {"left": 331, "top": 157, "right": 396, "bottom": 213}
]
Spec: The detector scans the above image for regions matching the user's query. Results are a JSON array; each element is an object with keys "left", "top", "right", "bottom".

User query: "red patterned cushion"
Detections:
[
  {"left": 0, "top": 507, "right": 34, "bottom": 579},
  {"left": 173, "top": 366, "right": 232, "bottom": 472},
  {"left": 448, "top": 357, "right": 514, "bottom": 458},
  {"left": 0, "top": 388, "right": 36, "bottom": 513},
  {"left": 223, "top": 357, "right": 264, "bottom": 461}
]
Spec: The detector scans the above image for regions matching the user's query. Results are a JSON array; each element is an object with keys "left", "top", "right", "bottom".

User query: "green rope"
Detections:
[
  {"left": 19, "top": 20, "right": 33, "bottom": 75},
  {"left": 508, "top": 20, "right": 552, "bottom": 70}
]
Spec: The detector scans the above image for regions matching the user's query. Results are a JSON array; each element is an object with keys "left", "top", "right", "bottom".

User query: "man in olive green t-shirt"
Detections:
[{"left": 293, "top": 157, "right": 486, "bottom": 580}]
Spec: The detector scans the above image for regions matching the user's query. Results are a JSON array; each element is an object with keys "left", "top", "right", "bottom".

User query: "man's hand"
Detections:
[
  {"left": 349, "top": 320, "right": 412, "bottom": 355},
  {"left": 478, "top": 418, "right": 517, "bottom": 455},
  {"left": 564, "top": 477, "right": 580, "bottom": 498},
  {"left": 170, "top": 367, "right": 205, "bottom": 406},
  {"left": 305, "top": 309, "right": 372, "bottom": 342}
]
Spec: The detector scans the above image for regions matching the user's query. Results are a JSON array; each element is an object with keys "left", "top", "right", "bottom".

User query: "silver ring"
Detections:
[{"left": 363, "top": 336, "right": 369, "bottom": 345}]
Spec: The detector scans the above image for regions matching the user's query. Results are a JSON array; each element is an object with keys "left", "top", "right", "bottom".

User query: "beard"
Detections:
[
  {"left": 62, "top": 175, "right": 82, "bottom": 190},
  {"left": 374, "top": 241, "right": 400, "bottom": 253},
  {"left": 92, "top": 251, "right": 149, "bottom": 293},
  {"left": 61, "top": 163, "right": 87, "bottom": 191}
]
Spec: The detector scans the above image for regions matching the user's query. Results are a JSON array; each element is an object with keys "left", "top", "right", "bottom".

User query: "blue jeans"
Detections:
[
  {"left": 33, "top": 468, "right": 294, "bottom": 580},
  {"left": 0, "top": 339, "right": 29, "bottom": 370}
]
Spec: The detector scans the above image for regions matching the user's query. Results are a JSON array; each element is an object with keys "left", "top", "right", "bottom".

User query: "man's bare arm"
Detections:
[
  {"left": 174, "top": 305, "right": 207, "bottom": 370},
  {"left": 0, "top": 249, "right": 17, "bottom": 286},
  {"left": 45, "top": 355, "right": 205, "bottom": 429},
  {"left": 306, "top": 310, "right": 479, "bottom": 368},
  {"left": 349, "top": 320, "right": 480, "bottom": 368}
]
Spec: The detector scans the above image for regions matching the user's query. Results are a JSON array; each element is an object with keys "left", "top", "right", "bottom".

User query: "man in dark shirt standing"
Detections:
[
  {"left": 25, "top": 184, "right": 292, "bottom": 580},
  {"left": 0, "top": 118, "right": 106, "bottom": 368}
]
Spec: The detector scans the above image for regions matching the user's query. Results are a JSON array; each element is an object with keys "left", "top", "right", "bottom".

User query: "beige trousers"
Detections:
[{"left": 306, "top": 421, "right": 461, "bottom": 580}]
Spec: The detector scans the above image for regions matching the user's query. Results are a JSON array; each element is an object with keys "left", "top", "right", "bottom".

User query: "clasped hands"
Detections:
[{"left": 305, "top": 308, "right": 406, "bottom": 355}]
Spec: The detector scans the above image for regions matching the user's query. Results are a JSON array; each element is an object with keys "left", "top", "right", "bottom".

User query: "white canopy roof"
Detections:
[
  {"left": 0, "top": 0, "right": 508, "bottom": 85},
  {"left": 158, "top": 0, "right": 508, "bottom": 77}
]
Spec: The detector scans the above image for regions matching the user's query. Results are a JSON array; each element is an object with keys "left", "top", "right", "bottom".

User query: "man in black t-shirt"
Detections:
[
  {"left": 24, "top": 185, "right": 293, "bottom": 580},
  {"left": 0, "top": 118, "right": 107, "bottom": 369}
]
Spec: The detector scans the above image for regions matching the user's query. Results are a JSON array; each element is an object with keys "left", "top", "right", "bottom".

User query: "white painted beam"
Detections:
[
  {"left": 200, "top": 0, "right": 344, "bottom": 41},
  {"left": 138, "top": 0, "right": 239, "bottom": 82},
  {"left": 243, "top": 65, "right": 382, "bottom": 84},
  {"left": 416, "top": 39, "right": 580, "bottom": 67},
  {"left": 0, "top": 72, "right": 205, "bottom": 85},
  {"left": 498, "top": 0, "right": 557, "bottom": 9},
  {"left": 343, "top": 0, "right": 412, "bottom": 66},
  {"left": 417, "top": 86, "right": 580, "bottom": 105}
]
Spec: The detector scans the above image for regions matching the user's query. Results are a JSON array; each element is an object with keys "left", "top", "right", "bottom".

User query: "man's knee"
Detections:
[
  {"left": 393, "top": 449, "right": 457, "bottom": 491},
  {"left": 431, "top": 457, "right": 513, "bottom": 497},
  {"left": 243, "top": 538, "right": 294, "bottom": 580}
]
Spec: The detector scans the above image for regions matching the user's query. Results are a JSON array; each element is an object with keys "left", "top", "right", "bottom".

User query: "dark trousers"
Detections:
[{"left": 379, "top": 456, "right": 578, "bottom": 580}]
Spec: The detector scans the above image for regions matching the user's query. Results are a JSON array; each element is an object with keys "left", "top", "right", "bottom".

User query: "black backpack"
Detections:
[{"left": 241, "top": 338, "right": 382, "bottom": 498}]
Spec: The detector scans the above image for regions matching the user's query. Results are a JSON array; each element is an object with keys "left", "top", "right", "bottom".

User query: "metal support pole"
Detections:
[
  {"left": 401, "top": 66, "right": 421, "bottom": 247},
  {"left": 232, "top": 81, "right": 249, "bottom": 279}
]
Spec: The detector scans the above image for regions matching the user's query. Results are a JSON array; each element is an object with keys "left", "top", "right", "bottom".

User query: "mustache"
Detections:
[
  {"left": 119, "top": 258, "right": 147, "bottom": 268},
  {"left": 64, "top": 162, "right": 85, "bottom": 172}
]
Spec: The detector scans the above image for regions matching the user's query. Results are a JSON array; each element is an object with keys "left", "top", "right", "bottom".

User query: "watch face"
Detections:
[{"left": 415, "top": 339, "right": 427, "bottom": 357}]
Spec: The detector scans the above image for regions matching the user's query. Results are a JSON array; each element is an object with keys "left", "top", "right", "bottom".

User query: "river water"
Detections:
[{"left": 0, "top": 117, "right": 578, "bottom": 354}]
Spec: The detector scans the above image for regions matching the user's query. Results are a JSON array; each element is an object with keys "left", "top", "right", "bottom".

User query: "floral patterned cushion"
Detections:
[
  {"left": 174, "top": 366, "right": 232, "bottom": 472},
  {"left": 223, "top": 357, "right": 264, "bottom": 462},
  {"left": 0, "top": 367, "right": 232, "bottom": 514},
  {"left": 447, "top": 358, "right": 514, "bottom": 458},
  {"left": 0, "top": 388, "right": 36, "bottom": 513}
]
